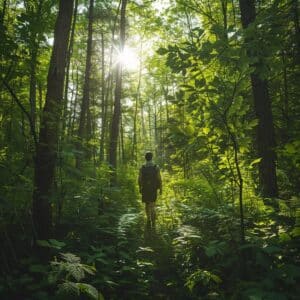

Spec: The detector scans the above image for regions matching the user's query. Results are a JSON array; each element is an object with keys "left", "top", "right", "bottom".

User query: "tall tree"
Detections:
[
  {"left": 62, "top": 0, "right": 79, "bottom": 139},
  {"left": 32, "top": 0, "right": 74, "bottom": 240},
  {"left": 239, "top": 0, "right": 278, "bottom": 198},
  {"left": 99, "top": 30, "right": 106, "bottom": 162},
  {"left": 76, "top": 0, "right": 94, "bottom": 168},
  {"left": 109, "top": 0, "right": 127, "bottom": 170},
  {"left": 292, "top": 0, "right": 300, "bottom": 63},
  {"left": 26, "top": 1, "right": 43, "bottom": 133}
]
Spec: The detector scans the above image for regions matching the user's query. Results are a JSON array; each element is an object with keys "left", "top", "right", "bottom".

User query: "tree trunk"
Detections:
[
  {"left": 99, "top": 31, "right": 106, "bottom": 162},
  {"left": 102, "top": 2, "right": 121, "bottom": 162},
  {"left": 281, "top": 51, "right": 290, "bottom": 141},
  {"left": 62, "top": 0, "right": 78, "bottom": 139},
  {"left": 120, "top": 115, "right": 125, "bottom": 163},
  {"left": 292, "top": 0, "right": 300, "bottom": 63},
  {"left": 239, "top": 0, "right": 278, "bottom": 198},
  {"left": 221, "top": 0, "right": 228, "bottom": 40},
  {"left": 148, "top": 101, "right": 152, "bottom": 148},
  {"left": 69, "top": 66, "right": 79, "bottom": 137},
  {"left": 109, "top": 0, "right": 127, "bottom": 170},
  {"left": 29, "top": 46, "right": 37, "bottom": 133},
  {"left": 76, "top": 0, "right": 94, "bottom": 168},
  {"left": 132, "top": 51, "right": 142, "bottom": 163},
  {"left": 132, "top": 92, "right": 139, "bottom": 162},
  {"left": 32, "top": 0, "right": 73, "bottom": 240},
  {"left": 154, "top": 103, "right": 158, "bottom": 157},
  {"left": 0, "top": 0, "right": 7, "bottom": 26},
  {"left": 38, "top": 81, "right": 43, "bottom": 133},
  {"left": 27, "top": 1, "right": 43, "bottom": 134}
]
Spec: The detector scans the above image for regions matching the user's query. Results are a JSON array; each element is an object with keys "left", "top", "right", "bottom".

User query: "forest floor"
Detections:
[
  {"left": 4, "top": 172, "right": 299, "bottom": 299},
  {"left": 114, "top": 207, "right": 188, "bottom": 300}
]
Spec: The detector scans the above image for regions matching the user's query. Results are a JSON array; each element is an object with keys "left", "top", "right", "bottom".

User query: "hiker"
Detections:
[{"left": 138, "top": 152, "right": 162, "bottom": 227}]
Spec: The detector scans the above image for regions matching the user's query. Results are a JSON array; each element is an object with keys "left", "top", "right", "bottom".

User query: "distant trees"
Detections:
[
  {"left": 1, "top": 0, "right": 299, "bottom": 243},
  {"left": 0, "top": 1, "right": 300, "bottom": 298}
]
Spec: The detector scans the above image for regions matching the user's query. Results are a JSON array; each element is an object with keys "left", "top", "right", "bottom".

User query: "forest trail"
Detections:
[
  {"left": 1, "top": 0, "right": 299, "bottom": 299},
  {"left": 116, "top": 209, "right": 188, "bottom": 300}
]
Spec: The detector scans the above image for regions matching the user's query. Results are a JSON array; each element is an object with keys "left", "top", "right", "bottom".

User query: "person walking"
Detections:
[{"left": 138, "top": 152, "right": 162, "bottom": 228}]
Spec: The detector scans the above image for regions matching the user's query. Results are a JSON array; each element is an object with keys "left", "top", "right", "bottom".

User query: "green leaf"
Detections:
[
  {"left": 156, "top": 47, "right": 168, "bottom": 55},
  {"left": 203, "top": 127, "right": 210, "bottom": 135},
  {"left": 262, "top": 245, "right": 281, "bottom": 254},
  {"left": 285, "top": 143, "right": 296, "bottom": 154},
  {"left": 250, "top": 157, "right": 262, "bottom": 166},
  {"left": 36, "top": 240, "right": 51, "bottom": 248},
  {"left": 49, "top": 239, "right": 66, "bottom": 249},
  {"left": 77, "top": 283, "right": 99, "bottom": 299},
  {"left": 279, "top": 232, "right": 291, "bottom": 242},
  {"left": 248, "top": 118, "right": 258, "bottom": 128},
  {"left": 36, "top": 239, "right": 66, "bottom": 249},
  {"left": 210, "top": 273, "right": 222, "bottom": 284},
  {"left": 58, "top": 281, "right": 79, "bottom": 297},
  {"left": 136, "top": 246, "right": 154, "bottom": 253},
  {"left": 291, "top": 226, "right": 300, "bottom": 237}
]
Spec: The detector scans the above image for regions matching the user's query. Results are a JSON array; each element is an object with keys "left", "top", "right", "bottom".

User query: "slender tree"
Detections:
[
  {"left": 26, "top": 1, "right": 44, "bottom": 133},
  {"left": 132, "top": 47, "right": 142, "bottom": 163},
  {"left": 99, "top": 30, "right": 106, "bottom": 162},
  {"left": 239, "top": 0, "right": 278, "bottom": 199},
  {"left": 76, "top": 0, "right": 94, "bottom": 168},
  {"left": 292, "top": 0, "right": 300, "bottom": 63},
  {"left": 32, "top": 0, "right": 74, "bottom": 240},
  {"left": 0, "top": 0, "right": 7, "bottom": 26},
  {"left": 109, "top": 0, "right": 127, "bottom": 170},
  {"left": 62, "top": 0, "right": 79, "bottom": 139}
]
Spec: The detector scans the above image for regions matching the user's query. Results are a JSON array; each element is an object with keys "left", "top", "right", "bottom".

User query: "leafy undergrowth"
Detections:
[{"left": 1, "top": 168, "right": 300, "bottom": 299}]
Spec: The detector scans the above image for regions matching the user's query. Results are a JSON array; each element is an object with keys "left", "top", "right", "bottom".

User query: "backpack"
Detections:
[{"left": 141, "top": 164, "right": 158, "bottom": 190}]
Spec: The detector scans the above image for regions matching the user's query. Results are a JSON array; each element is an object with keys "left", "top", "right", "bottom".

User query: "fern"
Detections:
[
  {"left": 57, "top": 281, "right": 101, "bottom": 299},
  {"left": 77, "top": 283, "right": 99, "bottom": 299},
  {"left": 58, "top": 281, "right": 79, "bottom": 297},
  {"left": 50, "top": 252, "right": 100, "bottom": 299}
]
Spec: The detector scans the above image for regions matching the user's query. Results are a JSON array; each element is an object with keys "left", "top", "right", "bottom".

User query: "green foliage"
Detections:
[
  {"left": 185, "top": 269, "right": 222, "bottom": 293},
  {"left": 1, "top": 0, "right": 300, "bottom": 299},
  {"left": 50, "top": 252, "right": 103, "bottom": 300},
  {"left": 37, "top": 239, "right": 66, "bottom": 250}
]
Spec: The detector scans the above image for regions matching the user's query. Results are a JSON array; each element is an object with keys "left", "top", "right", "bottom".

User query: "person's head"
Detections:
[{"left": 145, "top": 151, "right": 153, "bottom": 161}]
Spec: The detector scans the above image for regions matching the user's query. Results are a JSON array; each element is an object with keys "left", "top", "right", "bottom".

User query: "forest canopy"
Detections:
[{"left": 0, "top": 0, "right": 300, "bottom": 299}]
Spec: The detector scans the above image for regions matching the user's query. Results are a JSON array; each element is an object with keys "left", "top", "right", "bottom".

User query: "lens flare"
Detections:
[{"left": 117, "top": 46, "right": 139, "bottom": 71}]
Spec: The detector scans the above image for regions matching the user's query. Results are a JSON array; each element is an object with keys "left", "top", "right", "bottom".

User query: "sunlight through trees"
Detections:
[{"left": 1, "top": 0, "right": 300, "bottom": 299}]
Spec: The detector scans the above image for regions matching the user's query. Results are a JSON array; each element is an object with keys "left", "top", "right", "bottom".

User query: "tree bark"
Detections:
[
  {"left": 109, "top": 0, "right": 127, "bottom": 170},
  {"left": 32, "top": 0, "right": 74, "bottom": 240},
  {"left": 132, "top": 50, "right": 142, "bottom": 163},
  {"left": 99, "top": 31, "right": 106, "bottom": 162},
  {"left": 0, "top": 0, "right": 7, "bottom": 26},
  {"left": 120, "top": 115, "right": 125, "bottom": 162},
  {"left": 29, "top": 46, "right": 37, "bottom": 133},
  {"left": 76, "top": 0, "right": 94, "bottom": 168},
  {"left": 220, "top": 0, "right": 228, "bottom": 40},
  {"left": 281, "top": 51, "right": 290, "bottom": 140},
  {"left": 292, "top": 0, "right": 300, "bottom": 63},
  {"left": 26, "top": 1, "right": 43, "bottom": 134},
  {"left": 68, "top": 65, "right": 79, "bottom": 137},
  {"left": 62, "top": 0, "right": 78, "bottom": 139},
  {"left": 239, "top": 0, "right": 278, "bottom": 198}
]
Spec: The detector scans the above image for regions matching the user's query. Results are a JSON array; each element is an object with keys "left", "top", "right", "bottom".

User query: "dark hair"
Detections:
[{"left": 145, "top": 152, "right": 153, "bottom": 161}]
